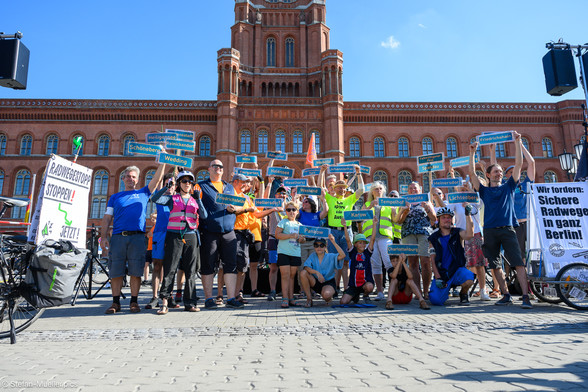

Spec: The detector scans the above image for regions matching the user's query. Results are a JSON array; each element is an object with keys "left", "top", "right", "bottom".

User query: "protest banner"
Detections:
[
  {"left": 267, "top": 167, "right": 294, "bottom": 178},
  {"left": 236, "top": 155, "right": 257, "bottom": 163},
  {"left": 28, "top": 155, "right": 93, "bottom": 245},
  {"left": 432, "top": 178, "right": 462, "bottom": 188},
  {"left": 266, "top": 151, "right": 288, "bottom": 160},
  {"left": 328, "top": 165, "right": 355, "bottom": 174},
  {"left": 360, "top": 166, "right": 371, "bottom": 175},
  {"left": 447, "top": 192, "right": 479, "bottom": 204},
  {"left": 313, "top": 158, "right": 334, "bottom": 166},
  {"left": 166, "top": 139, "right": 196, "bottom": 152},
  {"left": 418, "top": 161, "right": 444, "bottom": 173},
  {"left": 297, "top": 186, "right": 322, "bottom": 196},
  {"left": 157, "top": 153, "right": 193, "bottom": 168},
  {"left": 128, "top": 142, "right": 162, "bottom": 156},
  {"left": 146, "top": 133, "right": 176, "bottom": 144},
  {"left": 417, "top": 152, "right": 444, "bottom": 165},
  {"left": 343, "top": 210, "right": 374, "bottom": 221},
  {"left": 337, "top": 160, "right": 360, "bottom": 166},
  {"left": 254, "top": 198, "right": 284, "bottom": 208},
  {"left": 215, "top": 193, "right": 246, "bottom": 207},
  {"left": 476, "top": 131, "right": 514, "bottom": 146},
  {"left": 388, "top": 244, "right": 419, "bottom": 255},
  {"left": 284, "top": 179, "right": 308, "bottom": 187},
  {"left": 404, "top": 193, "right": 430, "bottom": 204},
  {"left": 450, "top": 155, "right": 479, "bottom": 168},
  {"left": 302, "top": 168, "right": 321, "bottom": 177},
  {"left": 165, "top": 128, "right": 195, "bottom": 139},
  {"left": 379, "top": 197, "right": 406, "bottom": 207},
  {"left": 234, "top": 168, "right": 262, "bottom": 177},
  {"left": 300, "top": 226, "right": 330, "bottom": 238}
]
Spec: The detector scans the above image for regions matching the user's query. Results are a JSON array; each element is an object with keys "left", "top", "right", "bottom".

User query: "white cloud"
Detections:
[
  {"left": 418, "top": 23, "right": 427, "bottom": 29},
  {"left": 381, "top": 35, "right": 400, "bottom": 49}
]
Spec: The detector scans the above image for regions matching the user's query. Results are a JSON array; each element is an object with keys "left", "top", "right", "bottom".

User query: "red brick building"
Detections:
[{"left": 0, "top": 0, "right": 585, "bottom": 227}]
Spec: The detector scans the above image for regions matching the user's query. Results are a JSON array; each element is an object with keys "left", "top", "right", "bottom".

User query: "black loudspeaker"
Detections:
[
  {"left": 542, "top": 49, "right": 577, "bottom": 96},
  {"left": 583, "top": 51, "right": 588, "bottom": 88},
  {"left": 0, "top": 39, "right": 30, "bottom": 89}
]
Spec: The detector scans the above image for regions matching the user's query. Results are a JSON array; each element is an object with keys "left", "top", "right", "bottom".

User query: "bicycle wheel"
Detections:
[
  {"left": 0, "top": 296, "right": 45, "bottom": 339},
  {"left": 530, "top": 280, "right": 563, "bottom": 304},
  {"left": 555, "top": 263, "right": 588, "bottom": 310},
  {"left": 91, "top": 258, "right": 110, "bottom": 285}
]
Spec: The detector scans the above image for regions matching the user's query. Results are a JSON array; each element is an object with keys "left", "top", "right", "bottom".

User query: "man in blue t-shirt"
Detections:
[
  {"left": 469, "top": 132, "right": 532, "bottom": 309},
  {"left": 101, "top": 163, "right": 167, "bottom": 314}
]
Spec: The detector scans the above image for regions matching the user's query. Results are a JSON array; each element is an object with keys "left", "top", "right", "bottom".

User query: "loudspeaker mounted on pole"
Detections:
[
  {"left": 542, "top": 48, "right": 577, "bottom": 96},
  {"left": 0, "top": 38, "right": 30, "bottom": 90}
]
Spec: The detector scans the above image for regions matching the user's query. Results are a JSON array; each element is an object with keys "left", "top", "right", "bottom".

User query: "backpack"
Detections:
[{"left": 20, "top": 240, "right": 88, "bottom": 308}]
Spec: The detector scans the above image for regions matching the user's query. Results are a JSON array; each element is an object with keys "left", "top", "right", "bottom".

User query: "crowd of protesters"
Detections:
[{"left": 100, "top": 134, "right": 536, "bottom": 314}]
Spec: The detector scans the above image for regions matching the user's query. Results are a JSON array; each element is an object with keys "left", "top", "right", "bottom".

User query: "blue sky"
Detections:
[{"left": 1, "top": 0, "right": 587, "bottom": 103}]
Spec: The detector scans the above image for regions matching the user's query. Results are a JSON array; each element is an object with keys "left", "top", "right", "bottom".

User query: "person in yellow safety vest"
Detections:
[{"left": 362, "top": 182, "right": 399, "bottom": 301}]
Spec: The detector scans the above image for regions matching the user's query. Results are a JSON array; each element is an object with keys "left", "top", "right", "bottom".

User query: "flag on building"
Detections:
[{"left": 306, "top": 133, "right": 317, "bottom": 167}]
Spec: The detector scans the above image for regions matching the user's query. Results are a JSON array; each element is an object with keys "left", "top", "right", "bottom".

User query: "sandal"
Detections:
[
  {"left": 385, "top": 300, "right": 394, "bottom": 310},
  {"left": 184, "top": 306, "right": 200, "bottom": 312},
  {"left": 472, "top": 291, "right": 481, "bottom": 297},
  {"left": 215, "top": 296, "right": 224, "bottom": 305},
  {"left": 489, "top": 290, "right": 500, "bottom": 298},
  {"left": 281, "top": 299, "right": 289, "bottom": 308},
  {"left": 157, "top": 305, "right": 169, "bottom": 315},
  {"left": 251, "top": 289, "right": 266, "bottom": 298},
  {"left": 419, "top": 300, "right": 431, "bottom": 310},
  {"left": 289, "top": 299, "right": 297, "bottom": 307},
  {"left": 304, "top": 299, "right": 313, "bottom": 308}
]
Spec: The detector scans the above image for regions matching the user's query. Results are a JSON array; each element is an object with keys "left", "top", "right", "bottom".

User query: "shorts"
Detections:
[
  {"left": 465, "top": 232, "right": 488, "bottom": 268},
  {"left": 235, "top": 230, "right": 251, "bottom": 273},
  {"left": 277, "top": 253, "right": 301, "bottom": 267},
  {"left": 268, "top": 250, "right": 278, "bottom": 264},
  {"left": 344, "top": 284, "right": 370, "bottom": 298},
  {"left": 267, "top": 237, "right": 278, "bottom": 251},
  {"left": 401, "top": 234, "right": 430, "bottom": 257},
  {"left": 151, "top": 230, "right": 166, "bottom": 260},
  {"left": 482, "top": 226, "right": 524, "bottom": 269},
  {"left": 311, "top": 278, "right": 337, "bottom": 294},
  {"left": 515, "top": 221, "right": 527, "bottom": 259},
  {"left": 249, "top": 241, "right": 263, "bottom": 264},
  {"left": 199, "top": 229, "right": 238, "bottom": 275},
  {"left": 392, "top": 290, "right": 413, "bottom": 304},
  {"left": 371, "top": 238, "right": 393, "bottom": 274},
  {"left": 108, "top": 233, "right": 147, "bottom": 278},
  {"left": 429, "top": 267, "right": 475, "bottom": 306},
  {"left": 145, "top": 250, "right": 152, "bottom": 264}
]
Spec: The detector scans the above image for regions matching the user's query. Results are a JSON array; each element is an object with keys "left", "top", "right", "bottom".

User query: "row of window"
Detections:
[
  {"left": 240, "top": 130, "right": 320, "bottom": 154},
  {"left": 266, "top": 37, "right": 295, "bottom": 67}
]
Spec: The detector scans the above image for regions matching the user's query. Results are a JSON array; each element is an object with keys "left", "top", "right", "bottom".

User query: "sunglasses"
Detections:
[
  {"left": 313, "top": 243, "right": 326, "bottom": 248},
  {"left": 285, "top": 208, "right": 297, "bottom": 212},
  {"left": 180, "top": 179, "right": 194, "bottom": 184},
  {"left": 211, "top": 164, "right": 223, "bottom": 169}
]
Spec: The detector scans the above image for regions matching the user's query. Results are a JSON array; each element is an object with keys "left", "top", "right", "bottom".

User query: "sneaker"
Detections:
[
  {"left": 204, "top": 298, "right": 218, "bottom": 309},
  {"left": 145, "top": 297, "right": 158, "bottom": 309},
  {"left": 495, "top": 294, "right": 513, "bottom": 306},
  {"left": 267, "top": 290, "right": 277, "bottom": 301},
  {"left": 226, "top": 298, "right": 245, "bottom": 308},
  {"left": 141, "top": 279, "right": 150, "bottom": 286},
  {"left": 374, "top": 292, "right": 386, "bottom": 301},
  {"left": 236, "top": 294, "right": 249, "bottom": 304},
  {"left": 520, "top": 295, "right": 533, "bottom": 309},
  {"left": 479, "top": 292, "right": 491, "bottom": 301},
  {"left": 452, "top": 288, "right": 460, "bottom": 297},
  {"left": 459, "top": 293, "right": 470, "bottom": 306}
]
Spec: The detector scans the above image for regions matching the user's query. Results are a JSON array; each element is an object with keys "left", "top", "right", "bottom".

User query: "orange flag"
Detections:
[{"left": 306, "top": 133, "right": 317, "bottom": 167}]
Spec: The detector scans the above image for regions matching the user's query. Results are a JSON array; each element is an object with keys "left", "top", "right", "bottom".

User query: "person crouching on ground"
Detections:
[
  {"left": 428, "top": 206, "right": 475, "bottom": 306},
  {"left": 385, "top": 253, "right": 430, "bottom": 310},
  {"left": 299, "top": 234, "right": 346, "bottom": 307},
  {"left": 339, "top": 226, "right": 375, "bottom": 305}
]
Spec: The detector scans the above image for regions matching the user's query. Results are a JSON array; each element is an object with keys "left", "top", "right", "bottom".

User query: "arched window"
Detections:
[
  {"left": 46, "top": 134, "right": 59, "bottom": 155},
  {"left": 123, "top": 134, "right": 135, "bottom": 156},
  {"left": 349, "top": 137, "right": 360, "bottom": 157},
  {"left": 72, "top": 134, "right": 84, "bottom": 156},
  {"left": 20, "top": 134, "right": 32, "bottom": 156},
  {"left": 310, "top": 131, "right": 320, "bottom": 153},
  {"left": 12, "top": 170, "right": 30, "bottom": 219},
  {"left": 293, "top": 131, "right": 303, "bottom": 154},
  {"left": 544, "top": 170, "right": 557, "bottom": 183},
  {"left": 470, "top": 137, "right": 481, "bottom": 160},
  {"left": 521, "top": 137, "right": 530, "bottom": 152},
  {"left": 93, "top": 170, "right": 109, "bottom": 196},
  {"left": 97, "top": 135, "right": 110, "bottom": 156},
  {"left": 0, "top": 134, "right": 7, "bottom": 156},
  {"left": 196, "top": 170, "right": 209, "bottom": 182},
  {"left": 495, "top": 143, "right": 506, "bottom": 158},
  {"left": 144, "top": 169, "right": 156, "bottom": 216},
  {"left": 422, "top": 137, "right": 433, "bottom": 155},
  {"left": 199, "top": 136, "right": 211, "bottom": 156},
  {"left": 275, "top": 131, "right": 286, "bottom": 152},
  {"left": 398, "top": 170, "right": 412, "bottom": 191},
  {"left": 446, "top": 137, "right": 457, "bottom": 158},
  {"left": 0, "top": 170, "right": 4, "bottom": 195},
  {"left": 373, "top": 170, "right": 388, "bottom": 189},
  {"left": 266, "top": 37, "right": 276, "bottom": 67},
  {"left": 374, "top": 137, "right": 385, "bottom": 158},
  {"left": 240, "top": 130, "right": 251, "bottom": 154},
  {"left": 285, "top": 38, "right": 295, "bottom": 67},
  {"left": 258, "top": 130, "right": 268, "bottom": 154},
  {"left": 119, "top": 172, "right": 126, "bottom": 192},
  {"left": 398, "top": 137, "right": 409, "bottom": 157},
  {"left": 542, "top": 138, "right": 553, "bottom": 158}
]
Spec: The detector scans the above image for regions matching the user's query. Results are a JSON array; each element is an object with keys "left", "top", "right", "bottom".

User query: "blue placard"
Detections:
[
  {"left": 432, "top": 178, "right": 463, "bottom": 188},
  {"left": 254, "top": 198, "right": 284, "bottom": 208},
  {"left": 387, "top": 244, "right": 419, "bottom": 255},
  {"left": 302, "top": 168, "right": 321, "bottom": 177},
  {"left": 329, "top": 165, "right": 355, "bottom": 174},
  {"left": 450, "top": 155, "right": 480, "bottom": 168},
  {"left": 337, "top": 160, "right": 360, "bottom": 166},
  {"left": 215, "top": 193, "right": 246, "bottom": 207},
  {"left": 284, "top": 178, "right": 308, "bottom": 187},
  {"left": 476, "top": 131, "right": 514, "bottom": 146},
  {"left": 360, "top": 166, "right": 371, "bottom": 175},
  {"left": 268, "top": 167, "right": 294, "bottom": 178},
  {"left": 447, "top": 192, "right": 479, "bottom": 204},
  {"left": 234, "top": 168, "right": 262, "bottom": 177},
  {"left": 379, "top": 197, "right": 406, "bottom": 207},
  {"left": 157, "top": 153, "right": 193, "bottom": 168},
  {"left": 236, "top": 155, "right": 257, "bottom": 163},
  {"left": 300, "top": 225, "right": 330, "bottom": 239},
  {"left": 418, "top": 161, "right": 444, "bottom": 173},
  {"left": 404, "top": 193, "right": 430, "bottom": 204},
  {"left": 128, "top": 142, "right": 162, "bottom": 156},
  {"left": 146, "top": 133, "right": 176, "bottom": 144},
  {"left": 400, "top": 185, "right": 408, "bottom": 194},
  {"left": 313, "top": 158, "right": 335, "bottom": 166},
  {"left": 297, "top": 186, "right": 322, "bottom": 196},
  {"left": 166, "top": 139, "right": 196, "bottom": 152},
  {"left": 417, "top": 152, "right": 444, "bottom": 165},
  {"left": 343, "top": 210, "right": 374, "bottom": 221},
  {"left": 165, "top": 128, "right": 195, "bottom": 138},
  {"left": 266, "top": 151, "right": 288, "bottom": 160}
]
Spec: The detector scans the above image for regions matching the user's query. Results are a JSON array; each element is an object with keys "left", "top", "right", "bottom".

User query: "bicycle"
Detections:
[{"left": 0, "top": 196, "right": 44, "bottom": 344}]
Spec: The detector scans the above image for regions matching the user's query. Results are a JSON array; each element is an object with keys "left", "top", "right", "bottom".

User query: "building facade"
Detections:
[{"left": 0, "top": 0, "right": 585, "bottom": 227}]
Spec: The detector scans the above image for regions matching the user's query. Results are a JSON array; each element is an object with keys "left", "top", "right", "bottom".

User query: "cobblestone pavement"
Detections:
[{"left": 2, "top": 286, "right": 588, "bottom": 392}]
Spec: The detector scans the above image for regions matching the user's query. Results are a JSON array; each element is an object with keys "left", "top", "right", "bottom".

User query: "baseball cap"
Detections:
[
  {"left": 232, "top": 173, "right": 248, "bottom": 182},
  {"left": 505, "top": 165, "right": 515, "bottom": 174},
  {"left": 276, "top": 185, "right": 290, "bottom": 194}
]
